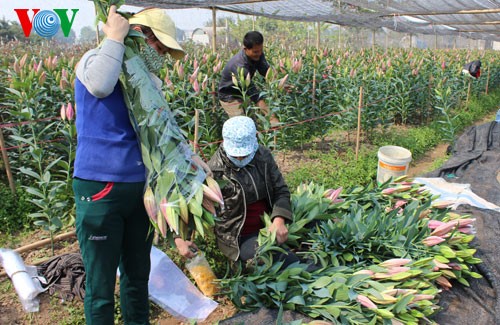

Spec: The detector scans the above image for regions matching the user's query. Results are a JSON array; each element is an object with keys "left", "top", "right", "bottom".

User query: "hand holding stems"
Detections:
[
  {"left": 269, "top": 216, "right": 288, "bottom": 244},
  {"left": 175, "top": 237, "right": 198, "bottom": 258},
  {"left": 102, "top": 5, "right": 129, "bottom": 43}
]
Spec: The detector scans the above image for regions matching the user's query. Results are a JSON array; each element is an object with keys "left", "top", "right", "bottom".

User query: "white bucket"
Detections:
[{"left": 377, "top": 146, "right": 412, "bottom": 184}]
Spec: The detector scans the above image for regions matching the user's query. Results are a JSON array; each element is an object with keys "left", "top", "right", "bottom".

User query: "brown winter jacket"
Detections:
[{"left": 208, "top": 145, "right": 292, "bottom": 261}]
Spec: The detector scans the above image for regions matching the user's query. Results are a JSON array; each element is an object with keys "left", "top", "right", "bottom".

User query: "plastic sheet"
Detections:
[
  {"left": 148, "top": 246, "right": 218, "bottom": 321},
  {"left": 0, "top": 248, "right": 44, "bottom": 312}
]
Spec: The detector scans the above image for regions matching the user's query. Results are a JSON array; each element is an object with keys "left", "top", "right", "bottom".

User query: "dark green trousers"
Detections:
[{"left": 74, "top": 178, "right": 153, "bottom": 325}]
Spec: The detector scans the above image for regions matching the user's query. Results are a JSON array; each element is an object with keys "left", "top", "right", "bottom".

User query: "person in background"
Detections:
[
  {"left": 218, "top": 31, "right": 279, "bottom": 125},
  {"left": 210, "top": 116, "right": 295, "bottom": 266},
  {"left": 73, "top": 6, "right": 209, "bottom": 324}
]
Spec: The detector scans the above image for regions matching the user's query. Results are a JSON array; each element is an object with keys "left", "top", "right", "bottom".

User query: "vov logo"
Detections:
[{"left": 14, "top": 9, "right": 79, "bottom": 38}]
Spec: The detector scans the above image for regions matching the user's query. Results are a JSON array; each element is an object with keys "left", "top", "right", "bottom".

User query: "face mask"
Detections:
[
  {"left": 227, "top": 149, "right": 257, "bottom": 168},
  {"left": 138, "top": 44, "right": 165, "bottom": 75}
]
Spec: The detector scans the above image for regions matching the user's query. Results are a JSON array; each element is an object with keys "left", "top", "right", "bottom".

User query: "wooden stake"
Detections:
[
  {"left": 355, "top": 87, "right": 363, "bottom": 160},
  {"left": 312, "top": 55, "right": 317, "bottom": 104},
  {"left": 193, "top": 109, "right": 200, "bottom": 154},
  {"left": 485, "top": 65, "right": 490, "bottom": 95},
  {"left": 466, "top": 79, "right": 472, "bottom": 107},
  {"left": 0, "top": 126, "right": 15, "bottom": 194},
  {"left": 212, "top": 79, "right": 216, "bottom": 112},
  {"left": 211, "top": 8, "right": 217, "bottom": 54},
  {"left": 316, "top": 21, "right": 320, "bottom": 51}
]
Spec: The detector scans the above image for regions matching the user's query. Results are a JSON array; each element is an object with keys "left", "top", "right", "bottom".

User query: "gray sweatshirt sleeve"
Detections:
[{"left": 76, "top": 39, "right": 125, "bottom": 98}]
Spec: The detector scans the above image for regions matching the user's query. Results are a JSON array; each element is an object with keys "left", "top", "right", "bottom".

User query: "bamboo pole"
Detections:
[
  {"left": 0, "top": 126, "right": 15, "bottom": 194},
  {"left": 312, "top": 55, "right": 317, "bottom": 105},
  {"left": 193, "top": 109, "right": 200, "bottom": 154},
  {"left": 316, "top": 21, "right": 320, "bottom": 51},
  {"left": 466, "top": 79, "right": 472, "bottom": 107},
  {"left": 485, "top": 65, "right": 490, "bottom": 95},
  {"left": 16, "top": 230, "right": 77, "bottom": 255},
  {"left": 372, "top": 29, "right": 376, "bottom": 53},
  {"left": 211, "top": 8, "right": 217, "bottom": 54},
  {"left": 355, "top": 87, "right": 363, "bottom": 160}
]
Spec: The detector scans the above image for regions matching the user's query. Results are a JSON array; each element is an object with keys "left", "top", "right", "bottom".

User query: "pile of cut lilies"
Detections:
[{"left": 220, "top": 176, "right": 482, "bottom": 324}]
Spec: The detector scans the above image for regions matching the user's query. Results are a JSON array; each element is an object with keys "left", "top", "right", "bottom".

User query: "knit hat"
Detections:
[
  {"left": 222, "top": 116, "right": 258, "bottom": 157},
  {"left": 129, "top": 8, "right": 185, "bottom": 60}
]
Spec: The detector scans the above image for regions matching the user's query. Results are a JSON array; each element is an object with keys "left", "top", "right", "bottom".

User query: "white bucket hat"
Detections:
[
  {"left": 128, "top": 8, "right": 185, "bottom": 60},
  {"left": 222, "top": 116, "right": 258, "bottom": 157}
]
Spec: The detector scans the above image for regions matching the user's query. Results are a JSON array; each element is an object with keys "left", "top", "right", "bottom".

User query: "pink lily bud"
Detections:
[
  {"left": 323, "top": 48, "right": 328, "bottom": 56},
  {"left": 435, "top": 276, "right": 452, "bottom": 289},
  {"left": 193, "top": 58, "right": 198, "bottom": 70},
  {"left": 458, "top": 225, "right": 474, "bottom": 234},
  {"left": 52, "top": 55, "right": 58, "bottom": 67},
  {"left": 164, "top": 76, "right": 175, "bottom": 91},
  {"left": 66, "top": 102, "right": 75, "bottom": 121},
  {"left": 380, "top": 258, "right": 411, "bottom": 268},
  {"left": 432, "top": 259, "right": 451, "bottom": 270},
  {"left": 193, "top": 79, "right": 200, "bottom": 94},
  {"left": 36, "top": 60, "right": 43, "bottom": 75},
  {"left": 189, "top": 67, "right": 199, "bottom": 84},
  {"left": 324, "top": 187, "right": 343, "bottom": 203},
  {"left": 143, "top": 186, "right": 158, "bottom": 223},
  {"left": 457, "top": 218, "right": 475, "bottom": 227},
  {"left": 336, "top": 57, "right": 341, "bottom": 66},
  {"left": 38, "top": 71, "right": 46, "bottom": 86},
  {"left": 432, "top": 200, "right": 454, "bottom": 209},
  {"left": 428, "top": 220, "right": 445, "bottom": 229},
  {"left": 19, "top": 53, "right": 28, "bottom": 68},
  {"left": 60, "top": 103, "right": 67, "bottom": 121},
  {"left": 278, "top": 74, "right": 289, "bottom": 90},
  {"left": 356, "top": 294, "right": 377, "bottom": 309},
  {"left": 177, "top": 64, "right": 185, "bottom": 79},
  {"left": 387, "top": 59, "right": 391, "bottom": 67},
  {"left": 61, "top": 68, "right": 68, "bottom": 80},
  {"left": 60, "top": 78, "right": 68, "bottom": 91},
  {"left": 349, "top": 68, "right": 356, "bottom": 78},
  {"left": 412, "top": 294, "right": 435, "bottom": 302},
  {"left": 422, "top": 236, "right": 445, "bottom": 246},
  {"left": 353, "top": 269, "right": 374, "bottom": 276},
  {"left": 213, "top": 61, "right": 222, "bottom": 74},
  {"left": 202, "top": 196, "right": 216, "bottom": 215},
  {"left": 13, "top": 60, "right": 20, "bottom": 74},
  {"left": 201, "top": 75, "right": 208, "bottom": 91},
  {"left": 430, "top": 220, "right": 458, "bottom": 236},
  {"left": 441, "top": 61, "right": 446, "bottom": 70},
  {"left": 393, "top": 200, "right": 407, "bottom": 209},
  {"left": 387, "top": 266, "right": 410, "bottom": 275}
]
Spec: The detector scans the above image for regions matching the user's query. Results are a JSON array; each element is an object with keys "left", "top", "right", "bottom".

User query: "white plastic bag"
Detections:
[{"left": 147, "top": 246, "right": 218, "bottom": 321}]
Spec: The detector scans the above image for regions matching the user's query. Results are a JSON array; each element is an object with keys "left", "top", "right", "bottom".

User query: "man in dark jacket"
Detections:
[
  {"left": 218, "top": 31, "right": 279, "bottom": 125},
  {"left": 207, "top": 116, "right": 293, "bottom": 263}
]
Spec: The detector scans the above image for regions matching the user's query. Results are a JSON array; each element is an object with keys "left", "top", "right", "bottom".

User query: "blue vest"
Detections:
[{"left": 73, "top": 78, "right": 145, "bottom": 182}]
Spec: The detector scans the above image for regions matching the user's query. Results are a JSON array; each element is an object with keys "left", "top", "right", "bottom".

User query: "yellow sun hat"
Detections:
[{"left": 128, "top": 8, "right": 185, "bottom": 60}]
